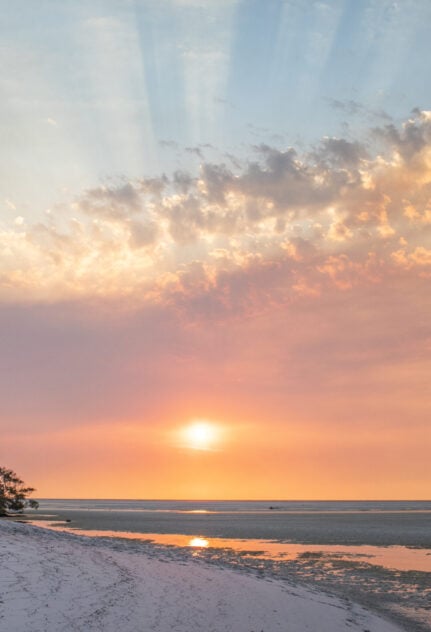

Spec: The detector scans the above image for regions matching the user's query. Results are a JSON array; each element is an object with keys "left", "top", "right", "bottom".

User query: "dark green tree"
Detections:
[{"left": 0, "top": 467, "right": 39, "bottom": 516}]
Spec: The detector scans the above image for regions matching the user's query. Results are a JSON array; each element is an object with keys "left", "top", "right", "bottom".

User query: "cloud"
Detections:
[
  {"left": 0, "top": 111, "right": 430, "bottom": 314},
  {"left": 391, "top": 245, "right": 431, "bottom": 273},
  {"left": 185, "top": 146, "right": 204, "bottom": 159},
  {"left": 172, "top": 170, "right": 196, "bottom": 194},
  {"left": 159, "top": 140, "right": 179, "bottom": 149},
  {"left": 78, "top": 182, "right": 143, "bottom": 219},
  {"left": 317, "top": 137, "right": 368, "bottom": 167},
  {"left": 327, "top": 98, "right": 392, "bottom": 122},
  {"left": 372, "top": 110, "right": 431, "bottom": 162}
]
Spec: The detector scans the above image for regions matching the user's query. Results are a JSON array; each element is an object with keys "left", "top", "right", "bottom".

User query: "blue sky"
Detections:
[{"left": 2, "top": 0, "right": 431, "bottom": 217}]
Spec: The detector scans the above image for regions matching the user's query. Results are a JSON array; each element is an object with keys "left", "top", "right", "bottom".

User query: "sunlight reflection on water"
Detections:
[{"left": 189, "top": 537, "right": 209, "bottom": 547}]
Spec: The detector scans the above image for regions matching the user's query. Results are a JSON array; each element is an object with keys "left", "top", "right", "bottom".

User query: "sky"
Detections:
[{"left": 1, "top": 0, "right": 430, "bottom": 499}]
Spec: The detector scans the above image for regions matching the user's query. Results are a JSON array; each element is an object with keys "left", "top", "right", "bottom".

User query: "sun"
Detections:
[{"left": 182, "top": 421, "right": 220, "bottom": 451}]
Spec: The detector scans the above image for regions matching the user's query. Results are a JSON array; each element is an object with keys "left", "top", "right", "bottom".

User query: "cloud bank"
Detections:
[{"left": 1, "top": 111, "right": 430, "bottom": 315}]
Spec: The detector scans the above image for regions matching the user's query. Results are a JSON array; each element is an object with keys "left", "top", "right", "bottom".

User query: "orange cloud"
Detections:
[{"left": 0, "top": 111, "right": 430, "bottom": 310}]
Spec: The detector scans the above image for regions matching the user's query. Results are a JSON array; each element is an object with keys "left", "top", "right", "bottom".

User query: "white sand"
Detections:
[{"left": 0, "top": 520, "right": 403, "bottom": 632}]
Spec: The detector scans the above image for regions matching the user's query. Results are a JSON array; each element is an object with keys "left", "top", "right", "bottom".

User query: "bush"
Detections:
[{"left": 0, "top": 467, "right": 39, "bottom": 516}]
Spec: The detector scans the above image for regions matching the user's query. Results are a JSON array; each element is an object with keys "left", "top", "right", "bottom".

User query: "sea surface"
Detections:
[{"left": 27, "top": 499, "right": 431, "bottom": 631}]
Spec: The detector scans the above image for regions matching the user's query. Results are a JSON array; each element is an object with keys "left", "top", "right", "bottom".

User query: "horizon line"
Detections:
[{"left": 33, "top": 497, "right": 431, "bottom": 502}]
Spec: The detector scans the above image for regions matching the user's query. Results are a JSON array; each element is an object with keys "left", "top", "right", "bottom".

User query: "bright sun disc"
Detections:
[{"left": 183, "top": 421, "right": 219, "bottom": 451}]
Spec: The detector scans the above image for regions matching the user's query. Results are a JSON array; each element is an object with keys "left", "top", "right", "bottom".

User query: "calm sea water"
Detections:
[{"left": 27, "top": 500, "right": 431, "bottom": 632}]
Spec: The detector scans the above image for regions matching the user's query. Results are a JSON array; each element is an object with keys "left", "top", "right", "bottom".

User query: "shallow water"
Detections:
[
  {"left": 26, "top": 500, "right": 431, "bottom": 631},
  {"left": 29, "top": 521, "right": 431, "bottom": 573},
  {"left": 29, "top": 499, "right": 431, "bottom": 546}
]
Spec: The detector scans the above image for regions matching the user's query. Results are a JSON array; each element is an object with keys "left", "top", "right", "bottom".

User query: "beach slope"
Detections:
[{"left": 0, "top": 521, "right": 402, "bottom": 632}]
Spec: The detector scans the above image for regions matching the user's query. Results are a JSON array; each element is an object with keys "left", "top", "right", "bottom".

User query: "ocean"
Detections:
[{"left": 27, "top": 499, "right": 431, "bottom": 631}]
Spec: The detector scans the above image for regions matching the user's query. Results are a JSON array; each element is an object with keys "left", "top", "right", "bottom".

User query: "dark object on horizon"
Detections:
[{"left": 0, "top": 466, "right": 39, "bottom": 516}]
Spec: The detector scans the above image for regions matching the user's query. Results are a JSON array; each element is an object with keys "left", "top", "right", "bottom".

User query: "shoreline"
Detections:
[{"left": 0, "top": 519, "right": 405, "bottom": 632}]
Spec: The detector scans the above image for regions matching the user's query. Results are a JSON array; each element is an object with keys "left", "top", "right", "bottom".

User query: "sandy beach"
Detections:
[{"left": 0, "top": 520, "right": 404, "bottom": 632}]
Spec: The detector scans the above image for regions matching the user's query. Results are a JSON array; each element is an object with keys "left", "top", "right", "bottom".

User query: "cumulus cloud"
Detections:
[
  {"left": 316, "top": 137, "right": 368, "bottom": 167},
  {"left": 78, "top": 182, "right": 143, "bottom": 219},
  {"left": 0, "top": 111, "right": 430, "bottom": 314},
  {"left": 372, "top": 110, "right": 431, "bottom": 162}
]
